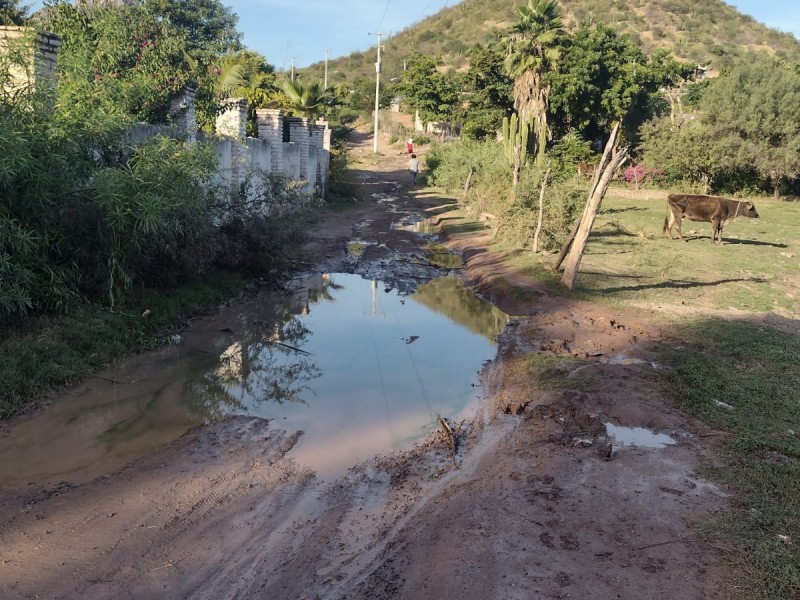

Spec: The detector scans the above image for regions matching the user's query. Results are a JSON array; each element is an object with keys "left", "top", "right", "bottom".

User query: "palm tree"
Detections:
[
  {"left": 278, "top": 79, "right": 326, "bottom": 120},
  {"left": 503, "top": 0, "right": 563, "bottom": 163}
]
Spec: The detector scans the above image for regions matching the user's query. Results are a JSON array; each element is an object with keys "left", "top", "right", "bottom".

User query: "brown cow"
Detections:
[{"left": 663, "top": 194, "right": 759, "bottom": 244}]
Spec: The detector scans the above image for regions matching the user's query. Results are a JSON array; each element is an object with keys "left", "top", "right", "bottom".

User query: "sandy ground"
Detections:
[{"left": 0, "top": 131, "right": 733, "bottom": 599}]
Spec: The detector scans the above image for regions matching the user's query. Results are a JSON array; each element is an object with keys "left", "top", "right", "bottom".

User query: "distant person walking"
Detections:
[
  {"left": 408, "top": 154, "right": 420, "bottom": 185},
  {"left": 406, "top": 138, "right": 414, "bottom": 154}
]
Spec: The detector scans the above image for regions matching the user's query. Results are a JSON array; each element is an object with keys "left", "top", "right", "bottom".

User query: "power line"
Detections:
[
  {"left": 377, "top": 0, "right": 392, "bottom": 31},
  {"left": 416, "top": 0, "right": 435, "bottom": 23}
]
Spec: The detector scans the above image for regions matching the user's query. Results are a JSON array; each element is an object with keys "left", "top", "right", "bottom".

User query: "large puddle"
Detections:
[{"left": 0, "top": 274, "right": 509, "bottom": 486}]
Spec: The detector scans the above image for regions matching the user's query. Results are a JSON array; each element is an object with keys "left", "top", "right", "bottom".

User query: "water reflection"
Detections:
[
  {"left": 199, "top": 273, "right": 506, "bottom": 475},
  {"left": 0, "top": 273, "right": 508, "bottom": 485},
  {"left": 413, "top": 276, "right": 511, "bottom": 340},
  {"left": 189, "top": 317, "right": 321, "bottom": 420}
]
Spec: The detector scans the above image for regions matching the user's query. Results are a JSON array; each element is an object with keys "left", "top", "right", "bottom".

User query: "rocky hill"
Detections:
[{"left": 304, "top": 0, "right": 800, "bottom": 83}]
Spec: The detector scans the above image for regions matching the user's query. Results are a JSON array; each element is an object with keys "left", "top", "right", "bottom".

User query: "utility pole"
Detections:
[
  {"left": 324, "top": 49, "right": 330, "bottom": 90},
  {"left": 368, "top": 32, "right": 383, "bottom": 154}
]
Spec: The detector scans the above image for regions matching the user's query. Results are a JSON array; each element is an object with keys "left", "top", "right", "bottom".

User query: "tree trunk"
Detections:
[
  {"left": 772, "top": 174, "right": 781, "bottom": 198},
  {"left": 665, "top": 88, "right": 676, "bottom": 126},
  {"left": 532, "top": 167, "right": 550, "bottom": 254},
  {"left": 552, "top": 133, "right": 613, "bottom": 272},
  {"left": 463, "top": 168, "right": 474, "bottom": 202},
  {"left": 560, "top": 122, "right": 629, "bottom": 291}
]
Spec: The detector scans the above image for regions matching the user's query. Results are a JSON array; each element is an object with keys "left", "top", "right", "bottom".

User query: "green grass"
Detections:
[
  {"left": 0, "top": 272, "right": 248, "bottom": 419},
  {"left": 573, "top": 193, "right": 800, "bottom": 314},
  {"left": 658, "top": 319, "right": 800, "bottom": 600}
]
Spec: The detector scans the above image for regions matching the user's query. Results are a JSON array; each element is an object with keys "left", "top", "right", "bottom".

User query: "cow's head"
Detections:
[{"left": 744, "top": 201, "right": 759, "bottom": 219}]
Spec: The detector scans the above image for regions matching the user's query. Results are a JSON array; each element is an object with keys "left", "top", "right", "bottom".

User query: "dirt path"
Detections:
[{"left": 0, "top": 131, "right": 731, "bottom": 599}]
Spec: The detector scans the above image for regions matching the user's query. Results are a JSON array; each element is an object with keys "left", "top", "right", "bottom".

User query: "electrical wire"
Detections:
[{"left": 377, "top": 0, "right": 392, "bottom": 31}]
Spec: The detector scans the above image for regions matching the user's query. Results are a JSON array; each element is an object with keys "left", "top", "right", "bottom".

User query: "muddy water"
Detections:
[
  {"left": 0, "top": 274, "right": 508, "bottom": 486},
  {"left": 605, "top": 423, "right": 677, "bottom": 449}
]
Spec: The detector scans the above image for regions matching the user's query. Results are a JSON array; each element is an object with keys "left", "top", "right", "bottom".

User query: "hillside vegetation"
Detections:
[{"left": 305, "top": 0, "right": 800, "bottom": 82}]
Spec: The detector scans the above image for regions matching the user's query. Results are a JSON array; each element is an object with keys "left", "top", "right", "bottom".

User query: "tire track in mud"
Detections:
[{"left": 0, "top": 418, "right": 316, "bottom": 600}]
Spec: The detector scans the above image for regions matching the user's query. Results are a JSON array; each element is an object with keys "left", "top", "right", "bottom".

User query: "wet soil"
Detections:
[{"left": 0, "top": 131, "right": 732, "bottom": 599}]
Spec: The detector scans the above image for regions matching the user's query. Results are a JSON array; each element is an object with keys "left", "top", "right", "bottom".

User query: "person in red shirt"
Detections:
[{"left": 406, "top": 138, "right": 414, "bottom": 154}]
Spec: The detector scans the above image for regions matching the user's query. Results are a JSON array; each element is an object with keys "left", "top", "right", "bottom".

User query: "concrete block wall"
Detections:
[
  {"left": 256, "top": 108, "right": 284, "bottom": 174},
  {"left": 287, "top": 117, "right": 311, "bottom": 181},
  {"left": 0, "top": 26, "right": 60, "bottom": 96},
  {"left": 168, "top": 83, "right": 197, "bottom": 142}
]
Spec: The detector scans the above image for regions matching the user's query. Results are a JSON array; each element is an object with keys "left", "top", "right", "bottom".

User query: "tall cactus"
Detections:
[{"left": 502, "top": 113, "right": 529, "bottom": 187}]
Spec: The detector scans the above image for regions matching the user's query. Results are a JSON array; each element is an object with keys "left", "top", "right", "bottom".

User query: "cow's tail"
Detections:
[{"left": 663, "top": 211, "right": 673, "bottom": 237}]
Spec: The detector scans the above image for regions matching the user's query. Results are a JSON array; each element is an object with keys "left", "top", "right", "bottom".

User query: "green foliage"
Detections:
[
  {"left": 278, "top": 78, "right": 326, "bottom": 119},
  {"left": 502, "top": 112, "right": 529, "bottom": 167},
  {"left": 503, "top": 0, "right": 563, "bottom": 161},
  {"left": 90, "top": 137, "right": 218, "bottom": 304},
  {"left": 639, "top": 57, "right": 800, "bottom": 194},
  {"left": 459, "top": 43, "right": 514, "bottom": 139},
  {"left": 548, "top": 130, "right": 597, "bottom": 180},
  {"left": 660, "top": 320, "right": 800, "bottom": 600},
  {"left": 504, "top": 169, "right": 584, "bottom": 250},
  {"left": 547, "top": 24, "right": 665, "bottom": 144},
  {"left": 703, "top": 57, "right": 800, "bottom": 195},
  {"left": 43, "top": 2, "right": 195, "bottom": 123},
  {"left": 398, "top": 51, "right": 460, "bottom": 123},
  {"left": 0, "top": 0, "right": 27, "bottom": 25},
  {"left": 141, "top": 0, "right": 241, "bottom": 62},
  {"left": 426, "top": 138, "right": 582, "bottom": 250}
]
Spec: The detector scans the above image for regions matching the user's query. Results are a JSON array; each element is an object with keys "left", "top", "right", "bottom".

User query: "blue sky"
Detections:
[{"left": 228, "top": 0, "right": 800, "bottom": 69}]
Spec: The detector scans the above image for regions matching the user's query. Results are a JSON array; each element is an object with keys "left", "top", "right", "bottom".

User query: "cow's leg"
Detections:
[
  {"left": 712, "top": 219, "right": 722, "bottom": 244},
  {"left": 663, "top": 212, "right": 676, "bottom": 239},
  {"left": 675, "top": 214, "right": 686, "bottom": 242}
]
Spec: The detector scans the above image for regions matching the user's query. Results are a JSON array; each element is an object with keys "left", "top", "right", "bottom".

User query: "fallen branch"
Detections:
[
  {"left": 149, "top": 558, "right": 183, "bottom": 571},
  {"left": 437, "top": 414, "right": 459, "bottom": 468},
  {"left": 638, "top": 537, "right": 693, "bottom": 550}
]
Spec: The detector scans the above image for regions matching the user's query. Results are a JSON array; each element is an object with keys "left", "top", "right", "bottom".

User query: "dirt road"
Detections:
[{"left": 0, "top": 132, "right": 730, "bottom": 599}]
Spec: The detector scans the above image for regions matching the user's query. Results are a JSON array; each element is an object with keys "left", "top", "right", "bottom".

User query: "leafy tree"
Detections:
[
  {"left": 0, "top": 0, "right": 27, "bottom": 25},
  {"left": 647, "top": 49, "right": 694, "bottom": 124},
  {"left": 42, "top": 2, "right": 193, "bottom": 123},
  {"left": 460, "top": 43, "right": 514, "bottom": 139},
  {"left": 640, "top": 57, "right": 800, "bottom": 196},
  {"left": 503, "top": 0, "right": 563, "bottom": 162},
  {"left": 638, "top": 116, "right": 724, "bottom": 192},
  {"left": 398, "top": 51, "right": 459, "bottom": 124},
  {"left": 142, "top": 0, "right": 240, "bottom": 63},
  {"left": 547, "top": 24, "right": 657, "bottom": 146},
  {"left": 702, "top": 57, "right": 800, "bottom": 196}
]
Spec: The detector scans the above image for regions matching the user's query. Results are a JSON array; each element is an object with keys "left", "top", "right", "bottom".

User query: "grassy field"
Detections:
[
  {"left": 464, "top": 185, "right": 800, "bottom": 600},
  {"left": 500, "top": 187, "right": 800, "bottom": 315}
]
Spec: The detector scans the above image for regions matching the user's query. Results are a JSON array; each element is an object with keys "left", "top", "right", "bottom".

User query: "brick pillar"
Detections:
[
  {"left": 215, "top": 97, "right": 247, "bottom": 140},
  {"left": 216, "top": 98, "right": 247, "bottom": 199},
  {"left": 318, "top": 119, "right": 331, "bottom": 198},
  {"left": 34, "top": 31, "right": 60, "bottom": 90},
  {"left": 309, "top": 122, "right": 326, "bottom": 193},
  {"left": 256, "top": 108, "right": 284, "bottom": 174},
  {"left": 168, "top": 82, "right": 197, "bottom": 142},
  {"left": 287, "top": 117, "right": 310, "bottom": 180}
]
